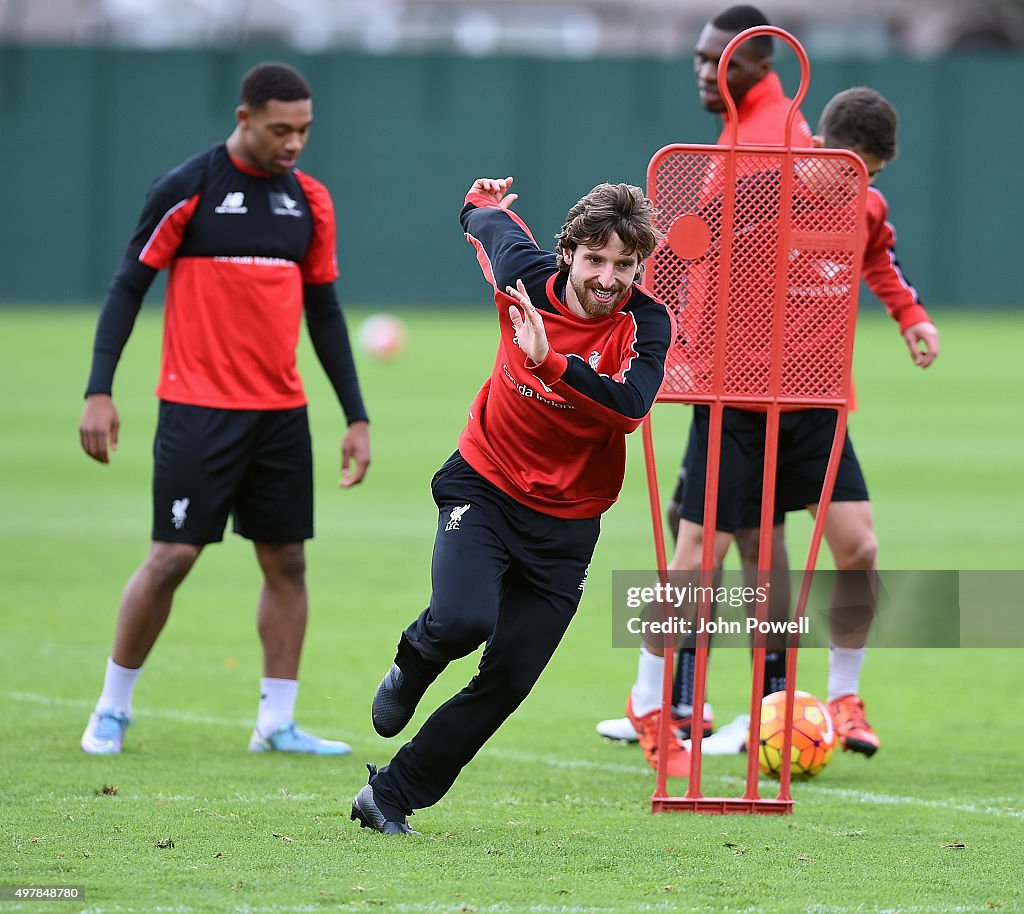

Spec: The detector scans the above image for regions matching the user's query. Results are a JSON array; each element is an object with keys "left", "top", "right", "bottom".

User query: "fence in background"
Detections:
[{"left": 0, "top": 47, "right": 1020, "bottom": 308}]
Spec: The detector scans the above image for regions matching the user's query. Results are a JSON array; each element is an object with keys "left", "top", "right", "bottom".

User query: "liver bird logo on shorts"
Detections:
[
  {"left": 171, "top": 497, "right": 190, "bottom": 530},
  {"left": 445, "top": 504, "right": 471, "bottom": 532}
]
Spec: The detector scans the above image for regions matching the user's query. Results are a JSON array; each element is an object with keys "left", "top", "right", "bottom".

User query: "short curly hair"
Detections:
[
  {"left": 711, "top": 5, "right": 773, "bottom": 58},
  {"left": 554, "top": 183, "right": 662, "bottom": 273},
  {"left": 240, "top": 62, "right": 311, "bottom": 110},
  {"left": 818, "top": 87, "right": 898, "bottom": 162}
]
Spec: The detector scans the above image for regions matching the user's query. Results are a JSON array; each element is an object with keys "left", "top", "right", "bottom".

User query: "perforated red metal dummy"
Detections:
[{"left": 641, "top": 26, "right": 869, "bottom": 813}]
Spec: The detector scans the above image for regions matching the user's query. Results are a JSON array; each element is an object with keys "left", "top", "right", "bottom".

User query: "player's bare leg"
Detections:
[
  {"left": 82, "top": 541, "right": 201, "bottom": 754},
  {"left": 687, "top": 523, "right": 792, "bottom": 756},
  {"left": 670, "top": 518, "right": 734, "bottom": 578},
  {"left": 811, "top": 499, "right": 881, "bottom": 756},
  {"left": 112, "top": 541, "right": 203, "bottom": 667},
  {"left": 665, "top": 496, "right": 681, "bottom": 543},
  {"left": 254, "top": 541, "right": 307, "bottom": 680},
  {"left": 619, "top": 521, "right": 733, "bottom": 773},
  {"left": 248, "top": 540, "right": 349, "bottom": 755},
  {"left": 735, "top": 523, "right": 791, "bottom": 694},
  {"left": 670, "top": 518, "right": 733, "bottom": 738}
]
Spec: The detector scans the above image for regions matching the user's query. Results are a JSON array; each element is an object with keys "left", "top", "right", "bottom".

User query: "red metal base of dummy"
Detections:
[{"left": 651, "top": 796, "right": 794, "bottom": 815}]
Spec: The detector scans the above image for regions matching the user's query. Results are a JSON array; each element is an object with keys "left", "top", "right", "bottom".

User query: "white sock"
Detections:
[
  {"left": 630, "top": 647, "right": 665, "bottom": 716},
  {"left": 257, "top": 678, "right": 299, "bottom": 737},
  {"left": 96, "top": 657, "right": 141, "bottom": 716},
  {"left": 828, "top": 645, "right": 866, "bottom": 701}
]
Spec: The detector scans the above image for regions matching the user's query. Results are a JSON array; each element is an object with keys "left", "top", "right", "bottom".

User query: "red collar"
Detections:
[
  {"left": 227, "top": 148, "right": 270, "bottom": 178},
  {"left": 733, "top": 71, "right": 786, "bottom": 120}
]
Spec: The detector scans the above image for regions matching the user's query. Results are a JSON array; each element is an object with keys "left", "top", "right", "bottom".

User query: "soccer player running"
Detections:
[
  {"left": 78, "top": 62, "right": 370, "bottom": 756},
  {"left": 350, "top": 176, "right": 670, "bottom": 835}
]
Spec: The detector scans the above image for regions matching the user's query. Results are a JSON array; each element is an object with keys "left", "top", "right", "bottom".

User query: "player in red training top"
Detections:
[
  {"left": 350, "top": 177, "right": 670, "bottom": 835},
  {"left": 674, "top": 87, "right": 939, "bottom": 758},
  {"left": 78, "top": 62, "right": 370, "bottom": 757},
  {"left": 676, "top": 86, "right": 938, "bottom": 758},
  {"left": 800, "top": 86, "right": 938, "bottom": 751}
]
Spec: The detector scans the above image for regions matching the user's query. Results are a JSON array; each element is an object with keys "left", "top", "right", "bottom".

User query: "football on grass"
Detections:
[
  {"left": 358, "top": 313, "right": 407, "bottom": 360},
  {"left": 755, "top": 689, "right": 837, "bottom": 779}
]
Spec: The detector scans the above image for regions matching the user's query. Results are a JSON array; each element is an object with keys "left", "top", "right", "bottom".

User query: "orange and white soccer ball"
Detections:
[
  {"left": 358, "top": 313, "right": 407, "bottom": 360},
  {"left": 755, "top": 690, "right": 837, "bottom": 779}
]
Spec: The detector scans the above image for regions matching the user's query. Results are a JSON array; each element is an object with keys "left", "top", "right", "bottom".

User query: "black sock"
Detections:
[
  {"left": 763, "top": 650, "right": 787, "bottom": 696},
  {"left": 673, "top": 632, "right": 709, "bottom": 708}
]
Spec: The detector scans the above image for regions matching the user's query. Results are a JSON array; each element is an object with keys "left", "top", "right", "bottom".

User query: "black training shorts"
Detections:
[
  {"left": 670, "top": 460, "right": 784, "bottom": 529},
  {"left": 151, "top": 401, "right": 313, "bottom": 545},
  {"left": 678, "top": 405, "right": 868, "bottom": 533}
]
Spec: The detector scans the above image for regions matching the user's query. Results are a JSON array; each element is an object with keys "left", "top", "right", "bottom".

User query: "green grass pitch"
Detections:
[{"left": 0, "top": 304, "right": 1021, "bottom": 913}]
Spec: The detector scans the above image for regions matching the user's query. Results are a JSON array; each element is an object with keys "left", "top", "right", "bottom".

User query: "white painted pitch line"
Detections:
[
  {"left": 804, "top": 785, "right": 1024, "bottom": 821},
  {"left": 8, "top": 690, "right": 1022, "bottom": 821},
  {"left": 62, "top": 903, "right": 678, "bottom": 914},
  {"left": 8, "top": 690, "right": 253, "bottom": 728},
  {"left": 476, "top": 750, "right": 1024, "bottom": 821},
  {"left": 69, "top": 902, "right": 1011, "bottom": 914},
  {"left": 33, "top": 793, "right": 325, "bottom": 804}
]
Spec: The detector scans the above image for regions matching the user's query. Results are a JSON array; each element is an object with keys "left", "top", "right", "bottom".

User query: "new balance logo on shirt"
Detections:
[
  {"left": 215, "top": 192, "right": 248, "bottom": 214},
  {"left": 214, "top": 191, "right": 302, "bottom": 217}
]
